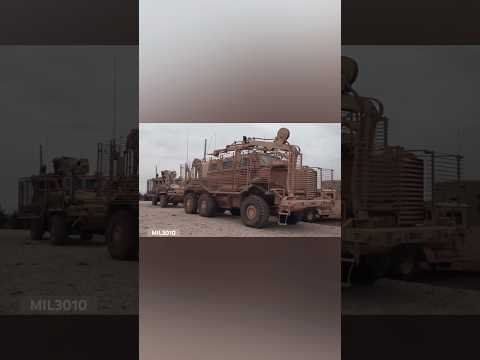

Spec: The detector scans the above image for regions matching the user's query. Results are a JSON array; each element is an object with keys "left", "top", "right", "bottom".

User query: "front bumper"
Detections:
[{"left": 278, "top": 198, "right": 335, "bottom": 213}]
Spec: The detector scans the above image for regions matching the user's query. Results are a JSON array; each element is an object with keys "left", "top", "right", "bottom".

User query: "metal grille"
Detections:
[{"left": 407, "top": 150, "right": 463, "bottom": 205}]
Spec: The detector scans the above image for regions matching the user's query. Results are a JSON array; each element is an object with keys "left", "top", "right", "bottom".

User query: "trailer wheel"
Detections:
[
  {"left": 30, "top": 218, "right": 44, "bottom": 240},
  {"left": 106, "top": 209, "right": 137, "bottom": 260},
  {"left": 304, "top": 209, "right": 317, "bottom": 223},
  {"left": 152, "top": 197, "right": 158, "bottom": 206},
  {"left": 198, "top": 194, "right": 217, "bottom": 217},
  {"left": 159, "top": 195, "right": 168, "bottom": 208},
  {"left": 184, "top": 193, "right": 198, "bottom": 214},
  {"left": 286, "top": 212, "right": 302, "bottom": 225},
  {"left": 240, "top": 195, "right": 270, "bottom": 228},
  {"left": 50, "top": 214, "right": 68, "bottom": 245}
]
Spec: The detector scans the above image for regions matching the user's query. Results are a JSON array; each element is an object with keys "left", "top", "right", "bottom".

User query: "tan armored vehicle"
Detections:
[
  {"left": 341, "top": 56, "right": 469, "bottom": 284},
  {"left": 18, "top": 129, "right": 139, "bottom": 260},
  {"left": 303, "top": 168, "right": 338, "bottom": 222},
  {"left": 147, "top": 170, "right": 185, "bottom": 207},
  {"left": 183, "top": 128, "right": 335, "bottom": 228}
]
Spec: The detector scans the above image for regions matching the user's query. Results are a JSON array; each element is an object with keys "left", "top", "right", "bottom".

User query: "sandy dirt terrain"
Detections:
[
  {"left": 342, "top": 275, "right": 480, "bottom": 315},
  {"left": 0, "top": 230, "right": 138, "bottom": 314},
  {"left": 139, "top": 201, "right": 341, "bottom": 237},
  {"left": 344, "top": 226, "right": 480, "bottom": 315}
]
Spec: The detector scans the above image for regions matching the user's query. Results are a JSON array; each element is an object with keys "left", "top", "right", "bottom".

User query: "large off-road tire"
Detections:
[
  {"left": 240, "top": 195, "right": 270, "bottom": 228},
  {"left": 230, "top": 208, "right": 241, "bottom": 216},
  {"left": 106, "top": 209, "right": 138, "bottom": 260},
  {"left": 198, "top": 194, "right": 217, "bottom": 217},
  {"left": 286, "top": 212, "right": 302, "bottom": 225},
  {"left": 159, "top": 194, "right": 168, "bottom": 208},
  {"left": 350, "top": 264, "right": 379, "bottom": 286},
  {"left": 152, "top": 197, "right": 158, "bottom": 206},
  {"left": 30, "top": 218, "right": 44, "bottom": 240},
  {"left": 390, "top": 247, "right": 422, "bottom": 281},
  {"left": 50, "top": 214, "right": 68, "bottom": 245},
  {"left": 304, "top": 209, "right": 317, "bottom": 223},
  {"left": 184, "top": 193, "right": 198, "bottom": 214},
  {"left": 349, "top": 254, "right": 389, "bottom": 286}
]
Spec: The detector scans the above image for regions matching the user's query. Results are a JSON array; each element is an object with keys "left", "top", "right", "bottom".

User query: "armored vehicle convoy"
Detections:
[
  {"left": 183, "top": 128, "right": 335, "bottom": 228},
  {"left": 148, "top": 170, "right": 185, "bottom": 207},
  {"left": 18, "top": 129, "right": 139, "bottom": 260}
]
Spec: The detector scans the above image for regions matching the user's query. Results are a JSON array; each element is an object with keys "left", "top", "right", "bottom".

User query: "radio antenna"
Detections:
[{"left": 112, "top": 55, "right": 117, "bottom": 142}]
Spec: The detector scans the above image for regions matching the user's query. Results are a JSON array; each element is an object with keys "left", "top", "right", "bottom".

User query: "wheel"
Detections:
[
  {"left": 152, "top": 197, "right": 158, "bottom": 206},
  {"left": 50, "top": 214, "right": 68, "bottom": 245},
  {"left": 350, "top": 264, "right": 379, "bottom": 286},
  {"left": 240, "top": 195, "right": 270, "bottom": 228},
  {"left": 30, "top": 218, "right": 44, "bottom": 240},
  {"left": 230, "top": 208, "right": 241, "bottom": 216},
  {"left": 106, "top": 209, "right": 137, "bottom": 260},
  {"left": 80, "top": 231, "right": 93, "bottom": 241},
  {"left": 349, "top": 254, "right": 388, "bottom": 286},
  {"left": 184, "top": 193, "right": 198, "bottom": 214},
  {"left": 304, "top": 209, "right": 317, "bottom": 223},
  {"left": 390, "top": 247, "right": 421, "bottom": 281},
  {"left": 286, "top": 212, "right": 302, "bottom": 225},
  {"left": 159, "top": 194, "right": 168, "bottom": 208},
  {"left": 198, "top": 194, "right": 217, "bottom": 217}
]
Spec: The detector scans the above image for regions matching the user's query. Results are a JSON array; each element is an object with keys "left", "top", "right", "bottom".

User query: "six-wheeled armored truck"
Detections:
[
  {"left": 183, "top": 128, "right": 335, "bottom": 228},
  {"left": 148, "top": 170, "right": 185, "bottom": 207},
  {"left": 18, "top": 129, "right": 139, "bottom": 260},
  {"left": 341, "top": 56, "right": 469, "bottom": 285}
]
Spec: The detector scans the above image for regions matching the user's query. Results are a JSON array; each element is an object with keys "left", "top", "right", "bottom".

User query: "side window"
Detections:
[
  {"left": 240, "top": 158, "right": 248, "bottom": 169},
  {"left": 258, "top": 155, "right": 272, "bottom": 166},
  {"left": 223, "top": 158, "right": 233, "bottom": 170}
]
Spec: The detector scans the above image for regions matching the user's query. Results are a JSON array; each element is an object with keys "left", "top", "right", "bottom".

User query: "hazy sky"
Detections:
[
  {"left": 140, "top": 0, "right": 340, "bottom": 123},
  {"left": 139, "top": 123, "right": 340, "bottom": 194},
  {"left": 342, "top": 46, "right": 480, "bottom": 180},
  {"left": 0, "top": 46, "right": 138, "bottom": 212}
]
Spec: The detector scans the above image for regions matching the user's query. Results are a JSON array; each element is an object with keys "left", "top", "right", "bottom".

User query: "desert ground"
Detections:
[
  {"left": 343, "top": 274, "right": 480, "bottom": 315},
  {"left": 0, "top": 230, "right": 138, "bottom": 314},
  {"left": 139, "top": 201, "right": 341, "bottom": 237},
  {"left": 343, "top": 226, "right": 480, "bottom": 315}
]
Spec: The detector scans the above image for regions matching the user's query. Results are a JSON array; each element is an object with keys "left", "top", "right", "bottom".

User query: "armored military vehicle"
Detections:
[
  {"left": 183, "top": 128, "right": 335, "bottom": 228},
  {"left": 148, "top": 170, "right": 185, "bottom": 207},
  {"left": 341, "top": 56, "right": 469, "bottom": 284},
  {"left": 18, "top": 129, "right": 139, "bottom": 260}
]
